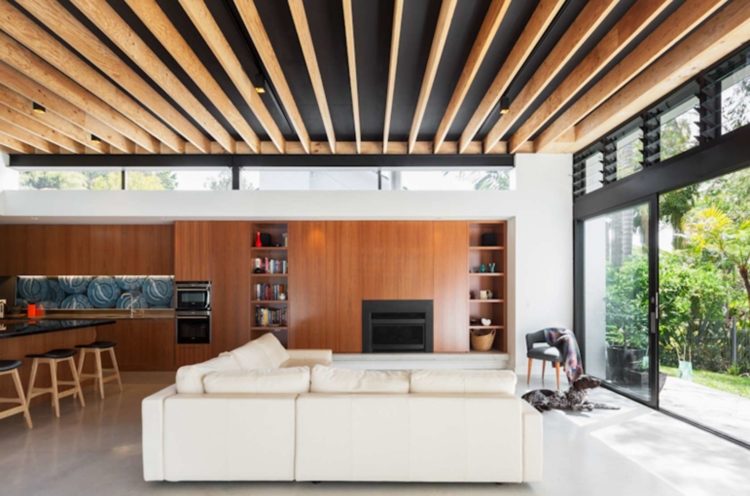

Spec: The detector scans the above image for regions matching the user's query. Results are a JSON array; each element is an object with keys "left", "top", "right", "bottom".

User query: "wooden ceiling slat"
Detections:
[
  {"left": 177, "top": 140, "right": 522, "bottom": 155},
  {"left": 382, "top": 0, "right": 404, "bottom": 154},
  {"left": 573, "top": 0, "right": 750, "bottom": 152},
  {"left": 0, "top": 63, "right": 134, "bottom": 153},
  {"left": 0, "top": 85, "right": 107, "bottom": 153},
  {"left": 233, "top": 0, "right": 307, "bottom": 153},
  {"left": 0, "top": 102, "right": 84, "bottom": 153},
  {"left": 483, "top": 0, "right": 618, "bottom": 153},
  {"left": 342, "top": 0, "right": 361, "bottom": 154},
  {"left": 0, "top": 34, "right": 155, "bottom": 152},
  {"left": 536, "top": 0, "right": 728, "bottom": 152},
  {"left": 179, "top": 0, "right": 285, "bottom": 153},
  {"left": 288, "top": 0, "right": 337, "bottom": 154},
  {"left": 433, "top": 0, "right": 510, "bottom": 153},
  {"left": 407, "top": 0, "right": 457, "bottom": 154},
  {"left": 0, "top": 134, "right": 34, "bottom": 154},
  {"left": 459, "top": 0, "right": 564, "bottom": 153},
  {"left": 127, "top": 0, "right": 260, "bottom": 153},
  {"left": 0, "top": 120, "right": 57, "bottom": 153},
  {"left": 48, "top": 0, "right": 226, "bottom": 153},
  {"left": 509, "top": 0, "right": 671, "bottom": 153},
  {"left": 0, "top": 5, "right": 163, "bottom": 152}
]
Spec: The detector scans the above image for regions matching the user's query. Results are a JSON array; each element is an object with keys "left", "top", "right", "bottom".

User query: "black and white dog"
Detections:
[{"left": 522, "top": 375, "right": 620, "bottom": 412}]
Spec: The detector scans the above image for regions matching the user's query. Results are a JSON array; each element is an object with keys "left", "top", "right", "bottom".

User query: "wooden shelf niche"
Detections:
[
  {"left": 250, "top": 222, "right": 289, "bottom": 347},
  {"left": 468, "top": 222, "right": 507, "bottom": 352}
]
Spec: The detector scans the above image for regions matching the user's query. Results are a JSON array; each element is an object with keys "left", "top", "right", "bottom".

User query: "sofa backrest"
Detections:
[
  {"left": 231, "top": 333, "right": 290, "bottom": 370},
  {"left": 203, "top": 367, "right": 311, "bottom": 394},
  {"left": 310, "top": 365, "right": 410, "bottom": 393},
  {"left": 175, "top": 352, "right": 240, "bottom": 394},
  {"left": 409, "top": 369, "right": 517, "bottom": 394}
]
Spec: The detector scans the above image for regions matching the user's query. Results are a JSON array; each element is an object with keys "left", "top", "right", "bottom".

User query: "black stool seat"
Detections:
[
  {"left": 0, "top": 359, "right": 22, "bottom": 372},
  {"left": 26, "top": 348, "right": 77, "bottom": 359},
  {"left": 76, "top": 341, "right": 116, "bottom": 349}
]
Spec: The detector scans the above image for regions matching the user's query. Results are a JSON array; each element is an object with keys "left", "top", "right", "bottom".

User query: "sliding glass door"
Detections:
[{"left": 583, "top": 201, "right": 656, "bottom": 404}]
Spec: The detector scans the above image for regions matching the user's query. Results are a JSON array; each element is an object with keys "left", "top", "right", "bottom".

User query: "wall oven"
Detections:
[
  {"left": 175, "top": 281, "right": 211, "bottom": 310},
  {"left": 175, "top": 281, "right": 211, "bottom": 344}
]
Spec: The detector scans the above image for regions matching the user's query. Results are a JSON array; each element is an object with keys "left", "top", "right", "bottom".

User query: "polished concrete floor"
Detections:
[{"left": 0, "top": 371, "right": 749, "bottom": 496}]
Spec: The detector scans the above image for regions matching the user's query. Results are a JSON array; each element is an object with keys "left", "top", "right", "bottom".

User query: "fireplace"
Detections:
[{"left": 362, "top": 300, "right": 433, "bottom": 353}]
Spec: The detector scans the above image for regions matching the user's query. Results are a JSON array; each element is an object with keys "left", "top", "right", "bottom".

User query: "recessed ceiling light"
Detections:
[
  {"left": 32, "top": 102, "right": 46, "bottom": 114},
  {"left": 255, "top": 86, "right": 266, "bottom": 94}
]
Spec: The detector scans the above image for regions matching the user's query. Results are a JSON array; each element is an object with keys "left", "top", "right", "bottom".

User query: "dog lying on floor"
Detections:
[{"left": 522, "top": 375, "right": 620, "bottom": 412}]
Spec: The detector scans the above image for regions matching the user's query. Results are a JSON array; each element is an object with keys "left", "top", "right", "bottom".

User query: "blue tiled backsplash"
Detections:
[{"left": 16, "top": 276, "right": 174, "bottom": 309}]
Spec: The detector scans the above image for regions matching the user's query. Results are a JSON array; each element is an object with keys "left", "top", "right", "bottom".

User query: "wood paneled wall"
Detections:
[
  {"left": 290, "top": 221, "right": 470, "bottom": 352},
  {"left": 0, "top": 224, "right": 173, "bottom": 275}
]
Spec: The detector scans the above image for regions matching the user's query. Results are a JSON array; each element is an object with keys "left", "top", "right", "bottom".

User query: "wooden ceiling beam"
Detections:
[
  {"left": 0, "top": 35, "right": 149, "bottom": 152},
  {"left": 459, "top": 0, "right": 564, "bottom": 153},
  {"left": 127, "top": 0, "right": 260, "bottom": 153},
  {"left": 484, "top": 0, "right": 618, "bottom": 153},
  {"left": 0, "top": 85, "right": 107, "bottom": 153},
  {"left": 573, "top": 0, "right": 750, "bottom": 151},
  {"left": 288, "top": 0, "right": 337, "bottom": 154},
  {"left": 60, "top": 0, "right": 230, "bottom": 153},
  {"left": 509, "top": 0, "right": 671, "bottom": 153},
  {"left": 232, "top": 0, "right": 307, "bottom": 153},
  {"left": 408, "top": 0, "right": 457, "bottom": 154},
  {"left": 0, "top": 63, "right": 133, "bottom": 153},
  {"left": 0, "top": 134, "right": 34, "bottom": 154},
  {"left": 0, "top": 120, "right": 57, "bottom": 153},
  {"left": 434, "top": 0, "right": 510, "bottom": 153},
  {"left": 0, "top": 1, "right": 171, "bottom": 153},
  {"left": 0, "top": 102, "right": 84, "bottom": 153},
  {"left": 383, "top": 0, "right": 404, "bottom": 154},
  {"left": 342, "top": 0, "right": 361, "bottom": 153},
  {"left": 179, "top": 0, "right": 285, "bottom": 153},
  {"left": 536, "top": 0, "right": 728, "bottom": 152}
]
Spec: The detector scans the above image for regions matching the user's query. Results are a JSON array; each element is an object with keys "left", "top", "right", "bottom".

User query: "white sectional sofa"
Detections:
[{"left": 142, "top": 334, "right": 543, "bottom": 483}]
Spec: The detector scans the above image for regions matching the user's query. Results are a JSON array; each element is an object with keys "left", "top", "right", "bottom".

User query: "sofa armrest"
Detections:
[
  {"left": 283, "top": 349, "right": 332, "bottom": 367},
  {"left": 142, "top": 385, "right": 177, "bottom": 481},
  {"left": 521, "top": 400, "right": 543, "bottom": 482}
]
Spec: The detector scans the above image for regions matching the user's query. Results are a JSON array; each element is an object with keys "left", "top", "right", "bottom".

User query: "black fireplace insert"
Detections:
[{"left": 362, "top": 300, "right": 433, "bottom": 353}]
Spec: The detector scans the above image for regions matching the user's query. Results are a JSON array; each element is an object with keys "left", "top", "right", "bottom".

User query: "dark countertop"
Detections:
[
  {"left": 1, "top": 309, "right": 175, "bottom": 320},
  {"left": 0, "top": 319, "right": 115, "bottom": 339}
]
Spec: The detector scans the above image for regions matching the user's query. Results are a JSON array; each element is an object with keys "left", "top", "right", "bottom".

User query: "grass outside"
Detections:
[{"left": 660, "top": 365, "right": 750, "bottom": 399}]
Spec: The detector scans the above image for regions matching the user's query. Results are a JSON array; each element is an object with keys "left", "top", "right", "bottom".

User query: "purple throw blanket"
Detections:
[{"left": 543, "top": 328, "right": 583, "bottom": 384}]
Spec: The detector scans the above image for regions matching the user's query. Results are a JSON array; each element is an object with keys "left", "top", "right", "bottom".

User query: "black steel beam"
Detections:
[{"left": 9, "top": 153, "right": 515, "bottom": 168}]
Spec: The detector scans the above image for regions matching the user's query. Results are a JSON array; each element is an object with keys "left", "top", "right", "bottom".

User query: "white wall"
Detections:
[{"left": 0, "top": 153, "right": 573, "bottom": 372}]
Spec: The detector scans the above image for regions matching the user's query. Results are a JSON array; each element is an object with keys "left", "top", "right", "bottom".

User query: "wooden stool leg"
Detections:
[
  {"left": 108, "top": 347, "right": 123, "bottom": 393},
  {"left": 50, "top": 360, "right": 60, "bottom": 418},
  {"left": 541, "top": 360, "right": 546, "bottom": 383},
  {"left": 526, "top": 358, "right": 532, "bottom": 385},
  {"left": 94, "top": 350, "right": 104, "bottom": 399},
  {"left": 555, "top": 362, "right": 561, "bottom": 391},
  {"left": 26, "top": 359, "right": 38, "bottom": 403},
  {"left": 11, "top": 369, "right": 32, "bottom": 429},
  {"left": 68, "top": 358, "right": 85, "bottom": 408},
  {"left": 75, "top": 349, "right": 86, "bottom": 400}
]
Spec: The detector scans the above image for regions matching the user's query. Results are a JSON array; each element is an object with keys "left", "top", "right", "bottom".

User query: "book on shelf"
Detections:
[
  {"left": 253, "top": 283, "right": 287, "bottom": 301},
  {"left": 255, "top": 306, "right": 287, "bottom": 327},
  {"left": 253, "top": 257, "right": 288, "bottom": 274}
]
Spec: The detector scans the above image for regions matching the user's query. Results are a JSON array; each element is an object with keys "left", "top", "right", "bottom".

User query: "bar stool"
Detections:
[
  {"left": 26, "top": 349, "right": 85, "bottom": 418},
  {"left": 76, "top": 341, "right": 122, "bottom": 399},
  {"left": 0, "top": 360, "right": 32, "bottom": 428}
]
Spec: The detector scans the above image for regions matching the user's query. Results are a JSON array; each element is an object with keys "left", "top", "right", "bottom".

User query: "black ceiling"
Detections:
[{"left": 9, "top": 0, "right": 695, "bottom": 147}]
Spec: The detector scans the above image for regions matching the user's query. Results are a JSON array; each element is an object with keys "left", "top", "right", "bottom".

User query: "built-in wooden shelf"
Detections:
[
  {"left": 468, "top": 221, "right": 507, "bottom": 353},
  {"left": 469, "top": 325, "right": 504, "bottom": 330},
  {"left": 469, "top": 299, "right": 503, "bottom": 303},
  {"left": 469, "top": 246, "right": 504, "bottom": 251},
  {"left": 469, "top": 272, "right": 504, "bottom": 277},
  {"left": 251, "top": 273, "right": 288, "bottom": 277},
  {"left": 250, "top": 326, "right": 288, "bottom": 331},
  {"left": 251, "top": 246, "right": 287, "bottom": 251},
  {"left": 251, "top": 300, "right": 288, "bottom": 304}
]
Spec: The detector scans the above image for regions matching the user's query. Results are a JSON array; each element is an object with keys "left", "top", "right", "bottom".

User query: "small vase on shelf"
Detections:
[{"left": 255, "top": 231, "right": 263, "bottom": 247}]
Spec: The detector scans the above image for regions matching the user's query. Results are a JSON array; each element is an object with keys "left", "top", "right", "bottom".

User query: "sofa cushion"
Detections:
[
  {"left": 282, "top": 349, "right": 333, "bottom": 368},
  {"left": 310, "top": 365, "right": 409, "bottom": 393},
  {"left": 175, "top": 353, "right": 240, "bottom": 394},
  {"left": 203, "top": 367, "right": 310, "bottom": 394},
  {"left": 230, "top": 333, "right": 290, "bottom": 370},
  {"left": 409, "top": 369, "right": 517, "bottom": 394}
]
